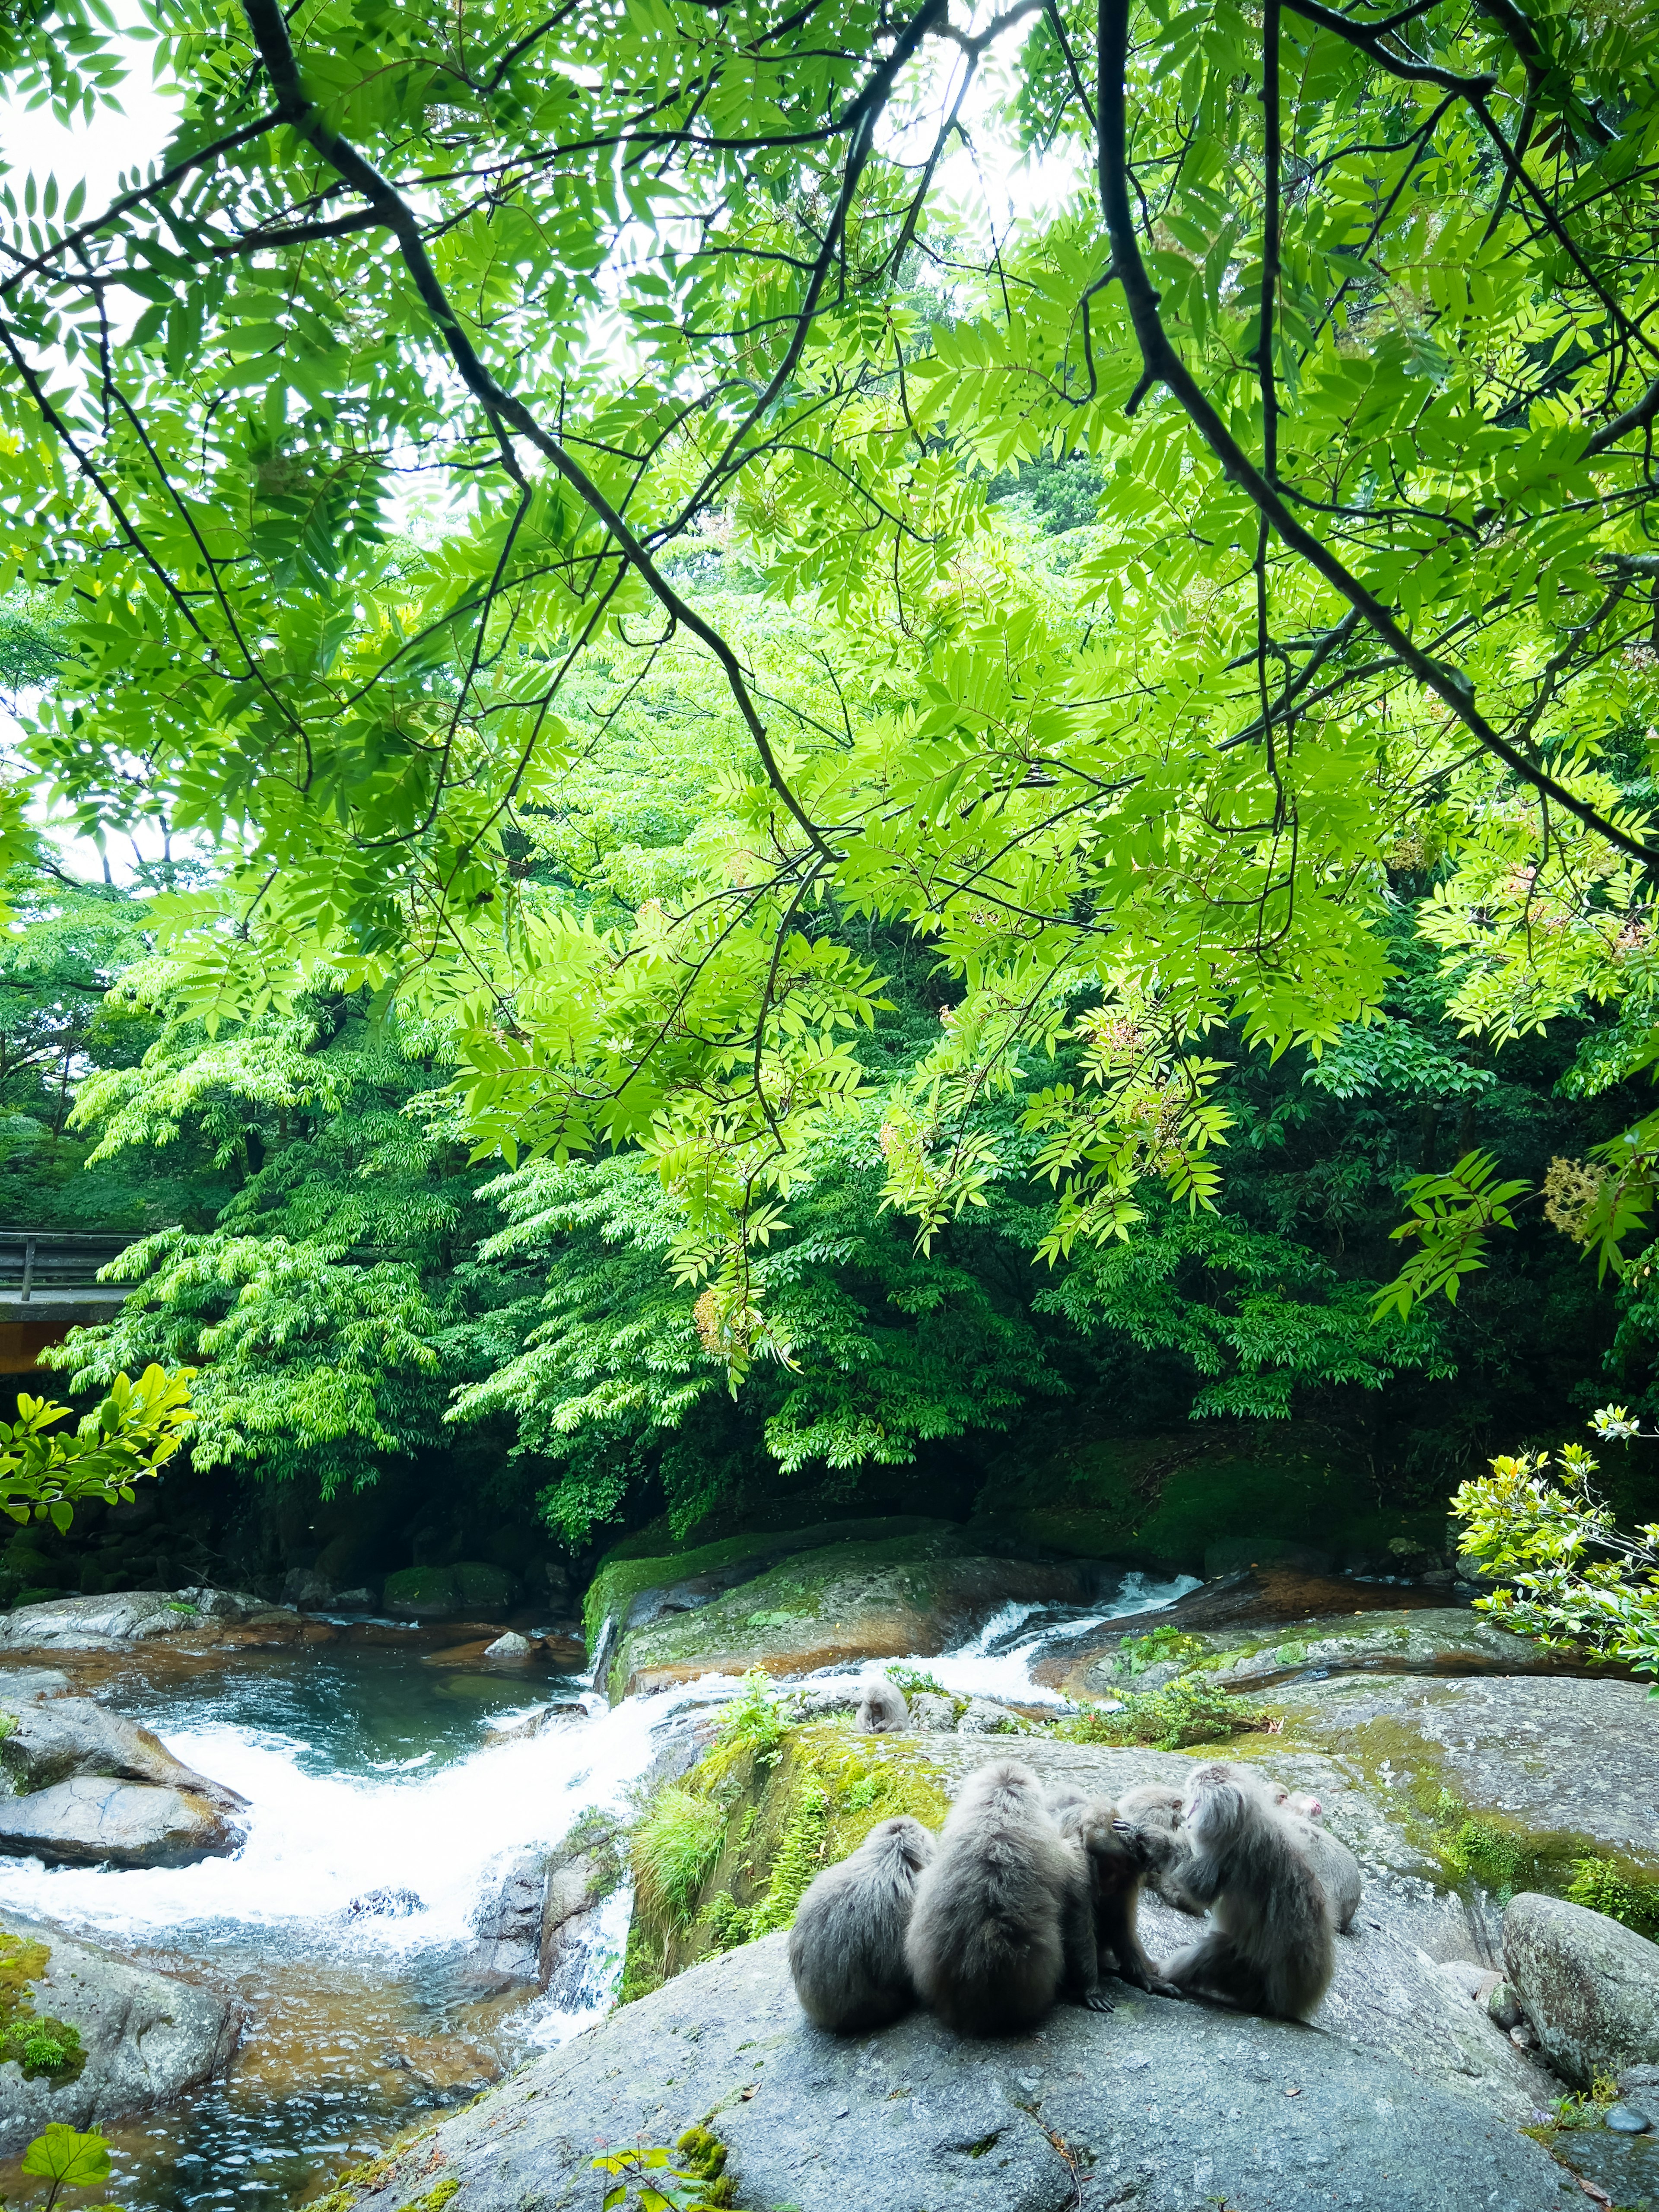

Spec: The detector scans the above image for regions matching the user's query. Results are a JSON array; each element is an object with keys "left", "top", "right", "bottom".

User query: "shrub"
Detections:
[
  {"left": 1056, "top": 1677, "right": 1265, "bottom": 1751},
  {"left": 714, "top": 1670, "right": 791, "bottom": 1763},
  {"left": 1568, "top": 1854, "right": 1659, "bottom": 1937}
]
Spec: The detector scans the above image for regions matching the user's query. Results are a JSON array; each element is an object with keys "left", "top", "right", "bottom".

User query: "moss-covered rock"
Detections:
[
  {"left": 1040, "top": 1602, "right": 1590, "bottom": 1703},
  {"left": 581, "top": 1516, "right": 953, "bottom": 1649},
  {"left": 0, "top": 1910, "right": 241, "bottom": 2148},
  {"left": 382, "top": 1563, "right": 516, "bottom": 1621},
  {"left": 621, "top": 1709, "right": 953, "bottom": 2007},
  {"left": 608, "top": 1530, "right": 1105, "bottom": 1698}
]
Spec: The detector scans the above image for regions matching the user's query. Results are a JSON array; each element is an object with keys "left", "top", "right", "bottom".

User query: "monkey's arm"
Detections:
[
  {"left": 1061, "top": 1876, "right": 1115, "bottom": 2013},
  {"left": 1095, "top": 1888, "right": 1182, "bottom": 2001}
]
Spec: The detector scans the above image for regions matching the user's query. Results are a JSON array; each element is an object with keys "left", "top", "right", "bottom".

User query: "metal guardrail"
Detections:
[{"left": 0, "top": 1230, "right": 162, "bottom": 1303}]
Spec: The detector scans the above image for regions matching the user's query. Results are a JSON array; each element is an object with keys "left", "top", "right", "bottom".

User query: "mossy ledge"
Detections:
[
  {"left": 0, "top": 1927, "right": 85, "bottom": 2083},
  {"left": 620, "top": 1710, "right": 952, "bottom": 2008}
]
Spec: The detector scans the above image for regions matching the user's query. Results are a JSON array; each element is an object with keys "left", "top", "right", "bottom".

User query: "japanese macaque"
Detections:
[
  {"left": 1157, "top": 1763, "right": 1337, "bottom": 2020},
  {"left": 1265, "top": 1784, "right": 1362, "bottom": 1932},
  {"left": 1114, "top": 1782, "right": 1205, "bottom": 1917},
  {"left": 855, "top": 1677, "right": 909, "bottom": 1734},
  {"left": 1059, "top": 1794, "right": 1182, "bottom": 1998},
  {"left": 788, "top": 1815, "right": 936, "bottom": 2032},
  {"left": 906, "top": 1761, "right": 1110, "bottom": 2034}
]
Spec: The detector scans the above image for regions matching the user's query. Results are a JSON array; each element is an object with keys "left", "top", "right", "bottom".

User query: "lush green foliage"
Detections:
[
  {"left": 8, "top": 0, "right": 1659, "bottom": 1554},
  {"left": 1451, "top": 1425, "right": 1659, "bottom": 1684},
  {"left": 0, "top": 1365, "right": 193, "bottom": 1531},
  {"left": 1, "top": 0, "right": 1658, "bottom": 1349}
]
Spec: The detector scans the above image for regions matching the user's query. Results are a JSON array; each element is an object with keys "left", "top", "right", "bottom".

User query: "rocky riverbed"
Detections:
[{"left": 0, "top": 1534, "right": 1649, "bottom": 2212}]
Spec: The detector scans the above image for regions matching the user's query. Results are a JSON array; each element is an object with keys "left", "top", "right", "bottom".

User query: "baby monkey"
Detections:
[
  {"left": 1048, "top": 1787, "right": 1181, "bottom": 1999},
  {"left": 788, "top": 1814, "right": 936, "bottom": 2032},
  {"left": 1264, "top": 1780, "right": 1362, "bottom": 1933},
  {"left": 907, "top": 1761, "right": 1109, "bottom": 2034},
  {"left": 1156, "top": 1763, "right": 1336, "bottom": 2020}
]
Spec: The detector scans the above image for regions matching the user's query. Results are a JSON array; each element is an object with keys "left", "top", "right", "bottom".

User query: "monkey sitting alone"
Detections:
[
  {"left": 788, "top": 1815, "right": 936, "bottom": 2032},
  {"left": 855, "top": 1677, "right": 909, "bottom": 1734},
  {"left": 906, "top": 1759, "right": 1111, "bottom": 2034},
  {"left": 1052, "top": 1792, "right": 1182, "bottom": 1998},
  {"left": 1156, "top": 1763, "right": 1336, "bottom": 2020},
  {"left": 1263, "top": 1782, "right": 1362, "bottom": 1933}
]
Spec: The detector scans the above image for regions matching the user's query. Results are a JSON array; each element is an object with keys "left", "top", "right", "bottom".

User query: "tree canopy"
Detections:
[{"left": 3, "top": 0, "right": 1659, "bottom": 1543}]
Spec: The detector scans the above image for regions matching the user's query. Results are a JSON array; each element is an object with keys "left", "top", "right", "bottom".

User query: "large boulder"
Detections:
[
  {"left": 0, "top": 1776, "right": 244, "bottom": 1868},
  {"left": 0, "top": 1687, "right": 248, "bottom": 1867},
  {"left": 0, "top": 1589, "right": 283, "bottom": 1651},
  {"left": 540, "top": 1810, "right": 628, "bottom": 1998},
  {"left": 343, "top": 1934, "right": 1570, "bottom": 2212},
  {"left": 0, "top": 1693, "right": 248, "bottom": 1813},
  {"left": 1503, "top": 1893, "right": 1659, "bottom": 2088},
  {"left": 609, "top": 1531, "right": 1126, "bottom": 1699},
  {"left": 0, "top": 1911, "right": 242, "bottom": 2150},
  {"left": 1267, "top": 1672, "right": 1659, "bottom": 1875}
]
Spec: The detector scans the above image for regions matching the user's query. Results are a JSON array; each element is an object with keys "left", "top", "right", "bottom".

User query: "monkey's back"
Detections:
[
  {"left": 788, "top": 1816, "right": 933, "bottom": 2033},
  {"left": 1210, "top": 1805, "right": 1335, "bottom": 2018},
  {"left": 906, "top": 1800, "right": 1070, "bottom": 2035}
]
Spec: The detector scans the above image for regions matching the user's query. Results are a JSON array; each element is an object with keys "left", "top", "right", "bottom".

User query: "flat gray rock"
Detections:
[
  {"left": 0, "top": 1911, "right": 242, "bottom": 2150},
  {"left": 868, "top": 1735, "right": 1551, "bottom": 2114},
  {"left": 0, "top": 1775, "right": 245, "bottom": 1867},
  {"left": 357, "top": 1935, "right": 1573, "bottom": 2212},
  {"left": 1273, "top": 1673, "right": 1659, "bottom": 1870}
]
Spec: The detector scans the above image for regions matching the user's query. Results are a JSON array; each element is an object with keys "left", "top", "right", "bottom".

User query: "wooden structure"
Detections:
[{"left": 0, "top": 1230, "right": 147, "bottom": 1374}]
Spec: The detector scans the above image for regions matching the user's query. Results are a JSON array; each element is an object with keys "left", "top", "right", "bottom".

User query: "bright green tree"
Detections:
[{"left": 1, "top": 0, "right": 1657, "bottom": 1373}]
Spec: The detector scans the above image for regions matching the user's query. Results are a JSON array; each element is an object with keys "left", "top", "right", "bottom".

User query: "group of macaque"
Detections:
[{"left": 786, "top": 1678, "right": 1362, "bottom": 2040}]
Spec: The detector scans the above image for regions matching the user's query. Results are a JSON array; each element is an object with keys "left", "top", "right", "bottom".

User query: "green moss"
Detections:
[
  {"left": 1053, "top": 1677, "right": 1266, "bottom": 1752},
  {"left": 628, "top": 1701, "right": 952, "bottom": 1986},
  {"left": 397, "top": 2178, "right": 460, "bottom": 2212},
  {"left": 0, "top": 1929, "right": 85, "bottom": 2083},
  {"left": 1567, "top": 1853, "right": 1659, "bottom": 1938},
  {"left": 1112, "top": 1627, "right": 1207, "bottom": 1678},
  {"left": 582, "top": 1517, "right": 951, "bottom": 1647}
]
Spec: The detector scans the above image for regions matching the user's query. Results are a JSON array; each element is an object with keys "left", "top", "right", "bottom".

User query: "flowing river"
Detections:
[{"left": 0, "top": 1571, "right": 1195, "bottom": 2212}]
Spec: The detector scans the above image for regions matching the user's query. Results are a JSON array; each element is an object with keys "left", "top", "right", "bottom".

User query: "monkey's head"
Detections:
[
  {"left": 1182, "top": 1762, "right": 1251, "bottom": 1842},
  {"left": 869, "top": 1814, "right": 935, "bottom": 1870},
  {"left": 1075, "top": 1805, "right": 1146, "bottom": 1888},
  {"left": 1110, "top": 1809, "right": 1181, "bottom": 1875}
]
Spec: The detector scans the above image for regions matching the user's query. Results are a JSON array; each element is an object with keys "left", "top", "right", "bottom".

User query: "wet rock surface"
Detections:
[
  {"left": 372, "top": 1932, "right": 1571, "bottom": 2212},
  {"left": 0, "top": 1589, "right": 290, "bottom": 1652},
  {"left": 868, "top": 1734, "right": 1551, "bottom": 2113},
  {"left": 1037, "top": 1589, "right": 1604, "bottom": 1703},
  {"left": 0, "top": 1691, "right": 247, "bottom": 1813},
  {"left": 1504, "top": 1893, "right": 1659, "bottom": 2087},
  {"left": 0, "top": 1774, "right": 246, "bottom": 1867},
  {"left": 0, "top": 1910, "right": 242, "bottom": 2150}
]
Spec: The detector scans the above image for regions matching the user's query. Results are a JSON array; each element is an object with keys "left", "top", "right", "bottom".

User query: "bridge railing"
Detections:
[{"left": 0, "top": 1230, "right": 156, "bottom": 1303}]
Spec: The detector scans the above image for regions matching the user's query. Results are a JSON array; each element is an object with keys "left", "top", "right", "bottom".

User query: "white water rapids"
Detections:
[{"left": 0, "top": 1569, "right": 1197, "bottom": 2060}]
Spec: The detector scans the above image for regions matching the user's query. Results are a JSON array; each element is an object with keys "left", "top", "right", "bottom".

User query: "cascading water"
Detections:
[{"left": 0, "top": 1567, "right": 1198, "bottom": 2212}]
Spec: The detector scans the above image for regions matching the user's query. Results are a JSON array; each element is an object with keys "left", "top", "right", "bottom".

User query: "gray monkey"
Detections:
[
  {"left": 1157, "top": 1762, "right": 1337, "bottom": 2020},
  {"left": 855, "top": 1677, "right": 910, "bottom": 1733},
  {"left": 1113, "top": 1781, "right": 1205, "bottom": 1916},
  {"left": 788, "top": 1814, "right": 936, "bottom": 2032},
  {"left": 905, "top": 1760, "right": 1110, "bottom": 2034},
  {"left": 1264, "top": 1784, "right": 1362, "bottom": 1933},
  {"left": 1055, "top": 1793, "right": 1182, "bottom": 1997}
]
